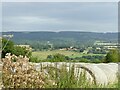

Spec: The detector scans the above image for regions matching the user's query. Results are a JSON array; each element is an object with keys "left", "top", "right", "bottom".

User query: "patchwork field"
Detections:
[{"left": 32, "top": 50, "right": 105, "bottom": 60}]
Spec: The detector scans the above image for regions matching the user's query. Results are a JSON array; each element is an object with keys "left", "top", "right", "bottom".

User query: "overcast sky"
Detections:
[{"left": 2, "top": 2, "right": 118, "bottom": 32}]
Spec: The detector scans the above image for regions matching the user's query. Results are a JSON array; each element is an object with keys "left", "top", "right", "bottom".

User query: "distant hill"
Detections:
[{"left": 2, "top": 31, "right": 118, "bottom": 48}]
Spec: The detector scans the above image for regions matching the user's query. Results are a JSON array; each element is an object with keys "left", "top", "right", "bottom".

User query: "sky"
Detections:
[
  {"left": 0, "top": 2, "right": 2, "bottom": 33},
  {"left": 2, "top": 2, "right": 118, "bottom": 32}
]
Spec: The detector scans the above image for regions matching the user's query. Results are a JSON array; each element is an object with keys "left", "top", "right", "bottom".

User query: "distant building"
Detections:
[{"left": 94, "top": 41, "right": 119, "bottom": 49}]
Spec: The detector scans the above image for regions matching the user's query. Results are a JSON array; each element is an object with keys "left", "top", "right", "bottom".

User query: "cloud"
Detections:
[
  {"left": 2, "top": 2, "right": 118, "bottom": 32},
  {"left": 1, "top": 0, "right": 119, "bottom": 2},
  {"left": 3, "top": 16, "right": 61, "bottom": 24},
  {"left": 0, "top": 3, "right": 2, "bottom": 33}
]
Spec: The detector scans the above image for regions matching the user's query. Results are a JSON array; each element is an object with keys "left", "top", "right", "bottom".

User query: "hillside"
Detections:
[{"left": 2, "top": 31, "right": 118, "bottom": 49}]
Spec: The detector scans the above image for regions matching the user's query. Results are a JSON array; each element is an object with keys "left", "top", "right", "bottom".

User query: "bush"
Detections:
[
  {"left": 2, "top": 38, "right": 32, "bottom": 58},
  {"left": 13, "top": 46, "right": 32, "bottom": 58},
  {"left": 104, "top": 49, "right": 120, "bottom": 63},
  {"left": 29, "top": 56, "right": 41, "bottom": 63},
  {"left": 47, "top": 53, "right": 68, "bottom": 62},
  {"left": 2, "top": 54, "right": 46, "bottom": 88},
  {"left": 2, "top": 38, "right": 14, "bottom": 58},
  {"left": 2, "top": 54, "right": 118, "bottom": 88},
  {"left": 82, "top": 55, "right": 104, "bottom": 61}
]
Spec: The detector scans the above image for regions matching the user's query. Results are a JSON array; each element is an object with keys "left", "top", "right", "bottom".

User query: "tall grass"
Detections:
[
  {"left": 43, "top": 64, "right": 118, "bottom": 88},
  {"left": 1, "top": 53, "right": 118, "bottom": 88}
]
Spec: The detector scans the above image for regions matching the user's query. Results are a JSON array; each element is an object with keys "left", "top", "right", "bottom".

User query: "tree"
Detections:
[
  {"left": 2, "top": 38, "right": 32, "bottom": 58},
  {"left": 2, "top": 38, "right": 14, "bottom": 58},
  {"left": 47, "top": 53, "right": 68, "bottom": 62},
  {"left": 13, "top": 46, "right": 31, "bottom": 58},
  {"left": 104, "top": 49, "right": 119, "bottom": 63}
]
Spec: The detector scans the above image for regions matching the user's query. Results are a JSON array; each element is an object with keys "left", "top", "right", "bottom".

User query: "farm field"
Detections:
[{"left": 32, "top": 50, "right": 106, "bottom": 60}]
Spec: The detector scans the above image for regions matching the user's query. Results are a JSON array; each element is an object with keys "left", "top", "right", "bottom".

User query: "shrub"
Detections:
[
  {"left": 2, "top": 38, "right": 14, "bottom": 58},
  {"left": 2, "top": 38, "right": 32, "bottom": 58},
  {"left": 104, "top": 49, "right": 120, "bottom": 63},
  {"left": 47, "top": 53, "right": 68, "bottom": 62},
  {"left": 29, "top": 56, "right": 40, "bottom": 63},
  {"left": 1, "top": 54, "right": 118, "bottom": 88},
  {"left": 2, "top": 53, "right": 46, "bottom": 88},
  {"left": 13, "top": 46, "right": 32, "bottom": 58}
]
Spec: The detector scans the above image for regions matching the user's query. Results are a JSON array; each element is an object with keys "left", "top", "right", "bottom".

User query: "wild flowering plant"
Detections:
[
  {"left": 2, "top": 53, "right": 46, "bottom": 88},
  {"left": 1, "top": 53, "right": 118, "bottom": 88}
]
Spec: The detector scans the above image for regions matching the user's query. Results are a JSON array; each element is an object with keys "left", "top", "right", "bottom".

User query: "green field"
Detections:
[{"left": 32, "top": 50, "right": 105, "bottom": 60}]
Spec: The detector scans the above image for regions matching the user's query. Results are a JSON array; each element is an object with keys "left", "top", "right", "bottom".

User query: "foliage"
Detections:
[
  {"left": 13, "top": 46, "right": 32, "bottom": 58},
  {"left": 2, "top": 53, "right": 46, "bottom": 88},
  {"left": 1, "top": 54, "right": 118, "bottom": 88},
  {"left": 47, "top": 53, "right": 69, "bottom": 62},
  {"left": 2, "top": 38, "right": 14, "bottom": 58},
  {"left": 32, "top": 50, "right": 105, "bottom": 63},
  {"left": 2, "top": 38, "right": 32, "bottom": 58},
  {"left": 42, "top": 64, "right": 118, "bottom": 88},
  {"left": 48, "top": 65, "right": 91, "bottom": 88},
  {"left": 3, "top": 31, "right": 118, "bottom": 51},
  {"left": 104, "top": 49, "right": 120, "bottom": 63},
  {"left": 46, "top": 54, "right": 104, "bottom": 63},
  {"left": 32, "top": 50, "right": 81, "bottom": 60},
  {"left": 88, "top": 48, "right": 107, "bottom": 54},
  {"left": 29, "top": 56, "right": 41, "bottom": 63},
  {"left": 82, "top": 55, "right": 104, "bottom": 61},
  {"left": 31, "top": 50, "right": 105, "bottom": 63}
]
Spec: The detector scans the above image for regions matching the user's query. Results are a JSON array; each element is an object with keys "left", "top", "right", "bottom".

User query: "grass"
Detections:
[
  {"left": 32, "top": 50, "right": 79, "bottom": 60},
  {"left": 1, "top": 54, "right": 118, "bottom": 88},
  {"left": 32, "top": 50, "right": 105, "bottom": 60},
  {"left": 43, "top": 64, "right": 93, "bottom": 88},
  {"left": 43, "top": 64, "right": 118, "bottom": 88}
]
